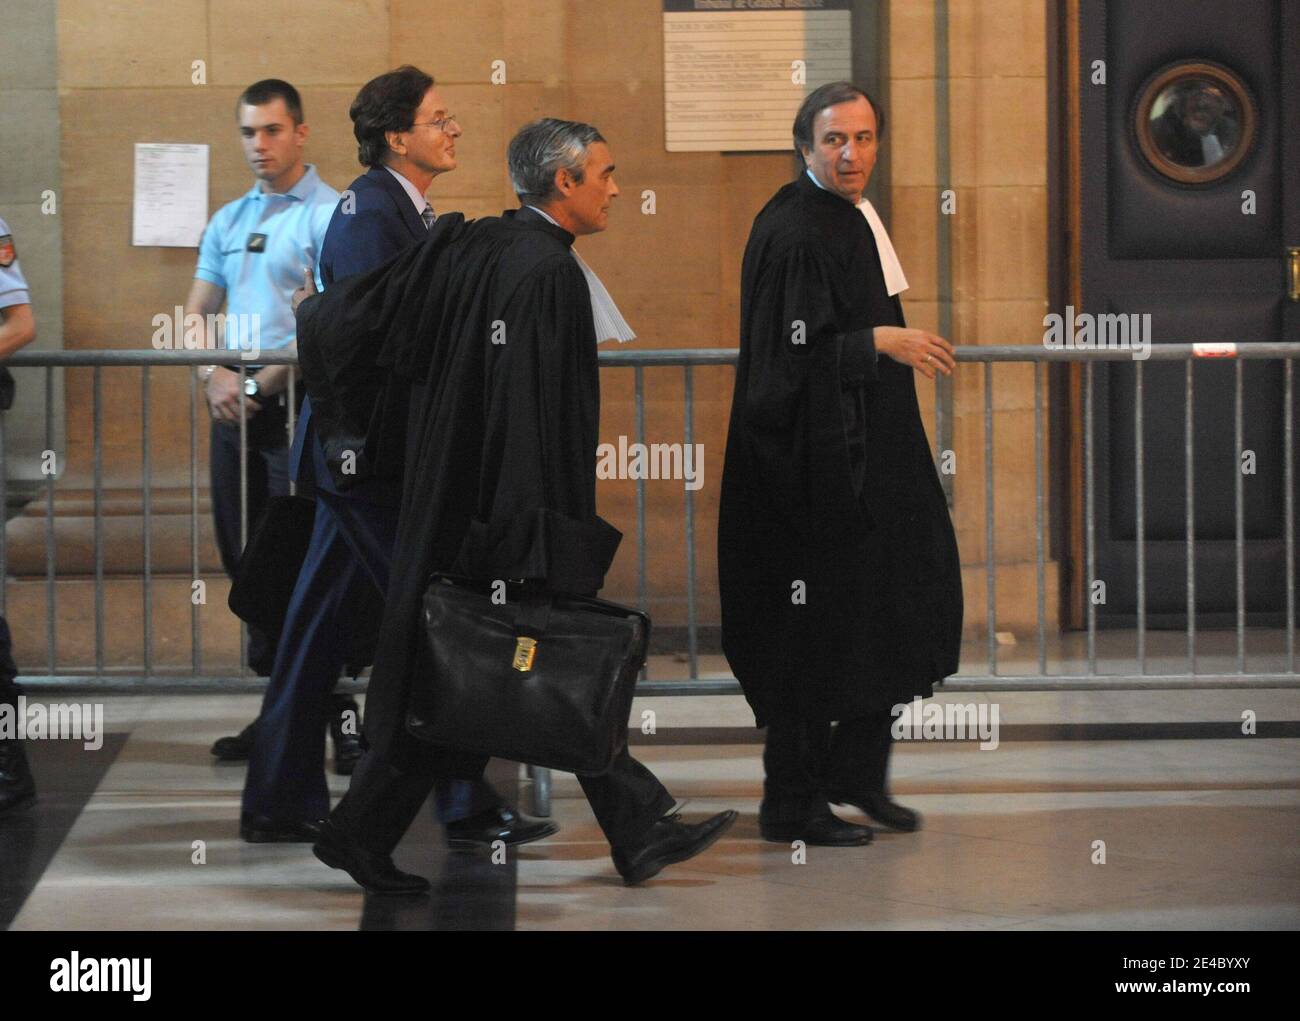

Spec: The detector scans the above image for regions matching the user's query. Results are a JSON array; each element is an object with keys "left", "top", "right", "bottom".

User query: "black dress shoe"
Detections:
[
  {"left": 612, "top": 809, "right": 738, "bottom": 886},
  {"left": 444, "top": 805, "right": 559, "bottom": 850},
  {"left": 760, "top": 807, "right": 873, "bottom": 846},
  {"left": 0, "top": 739, "right": 36, "bottom": 816},
  {"left": 312, "top": 822, "right": 430, "bottom": 895},
  {"left": 240, "top": 813, "right": 325, "bottom": 843},
  {"left": 829, "top": 791, "right": 921, "bottom": 832},
  {"left": 211, "top": 720, "right": 257, "bottom": 761}
]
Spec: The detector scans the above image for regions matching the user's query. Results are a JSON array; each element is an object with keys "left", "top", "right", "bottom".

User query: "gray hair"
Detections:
[{"left": 507, "top": 118, "right": 605, "bottom": 204}]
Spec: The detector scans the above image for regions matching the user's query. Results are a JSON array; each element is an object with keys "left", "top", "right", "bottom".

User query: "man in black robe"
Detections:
[
  {"left": 719, "top": 82, "right": 963, "bottom": 846},
  {"left": 237, "top": 65, "right": 551, "bottom": 850},
  {"left": 298, "top": 118, "right": 736, "bottom": 892}
]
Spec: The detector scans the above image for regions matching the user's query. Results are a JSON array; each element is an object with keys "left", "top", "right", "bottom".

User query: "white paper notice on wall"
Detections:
[
  {"left": 663, "top": 0, "right": 852, "bottom": 152},
  {"left": 132, "top": 143, "right": 209, "bottom": 247}
]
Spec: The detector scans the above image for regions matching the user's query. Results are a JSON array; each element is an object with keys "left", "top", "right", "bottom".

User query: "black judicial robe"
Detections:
[
  {"left": 297, "top": 207, "right": 621, "bottom": 761},
  {"left": 297, "top": 212, "right": 469, "bottom": 494},
  {"left": 718, "top": 173, "right": 963, "bottom": 727}
]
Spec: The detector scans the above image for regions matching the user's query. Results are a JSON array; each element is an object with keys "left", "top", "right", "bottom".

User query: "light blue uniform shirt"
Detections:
[
  {"left": 194, "top": 164, "right": 337, "bottom": 352},
  {"left": 0, "top": 216, "right": 31, "bottom": 309}
]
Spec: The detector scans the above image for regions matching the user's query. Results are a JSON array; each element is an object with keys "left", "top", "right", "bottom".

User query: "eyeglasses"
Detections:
[{"left": 411, "top": 115, "right": 459, "bottom": 132}]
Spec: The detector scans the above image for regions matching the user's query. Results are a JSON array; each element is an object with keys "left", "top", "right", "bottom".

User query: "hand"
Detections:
[
  {"left": 873, "top": 326, "right": 956, "bottom": 380},
  {"left": 291, "top": 264, "right": 317, "bottom": 314},
  {"left": 205, "top": 366, "right": 261, "bottom": 423}
]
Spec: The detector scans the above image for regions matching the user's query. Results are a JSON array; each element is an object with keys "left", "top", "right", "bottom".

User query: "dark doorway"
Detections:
[{"left": 1076, "top": 0, "right": 1300, "bottom": 627}]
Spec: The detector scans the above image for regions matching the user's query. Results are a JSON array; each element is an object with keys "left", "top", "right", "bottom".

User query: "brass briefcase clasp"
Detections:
[{"left": 512, "top": 636, "right": 537, "bottom": 672}]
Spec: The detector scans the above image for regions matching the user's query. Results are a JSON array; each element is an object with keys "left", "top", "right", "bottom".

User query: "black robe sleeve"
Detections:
[
  {"left": 451, "top": 254, "right": 621, "bottom": 595},
  {"left": 741, "top": 238, "right": 879, "bottom": 535},
  {"left": 295, "top": 212, "right": 466, "bottom": 490}
]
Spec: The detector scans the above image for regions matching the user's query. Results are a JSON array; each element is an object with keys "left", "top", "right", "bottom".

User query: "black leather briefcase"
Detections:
[{"left": 408, "top": 575, "right": 650, "bottom": 775}]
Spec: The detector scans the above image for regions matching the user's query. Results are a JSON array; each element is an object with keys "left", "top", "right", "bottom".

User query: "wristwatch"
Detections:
[{"left": 243, "top": 376, "right": 262, "bottom": 398}]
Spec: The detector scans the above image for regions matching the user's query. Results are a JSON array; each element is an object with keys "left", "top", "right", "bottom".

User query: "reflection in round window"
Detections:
[{"left": 1134, "top": 62, "right": 1257, "bottom": 185}]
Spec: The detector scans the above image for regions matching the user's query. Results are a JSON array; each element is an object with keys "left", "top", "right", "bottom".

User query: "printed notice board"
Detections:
[
  {"left": 663, "top": 0, "right": 853, "bottom": 152},
  {"left": 132, "top": 143, "right": 210, "bottom": 247}
]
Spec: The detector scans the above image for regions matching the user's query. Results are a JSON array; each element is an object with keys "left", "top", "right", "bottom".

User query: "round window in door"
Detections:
[{"left": 1134, "top": 61, "right": 1258, "bottom": 185}]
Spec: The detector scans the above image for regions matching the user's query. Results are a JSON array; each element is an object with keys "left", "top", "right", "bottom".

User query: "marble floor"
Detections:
[{"left": 3, "top": 687, "right": 1298, "bottom": 930}]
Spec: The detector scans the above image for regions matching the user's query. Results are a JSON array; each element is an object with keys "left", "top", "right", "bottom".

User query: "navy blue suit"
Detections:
[{"left": 242, "top": 167, "right": 496, "bottom": 824}]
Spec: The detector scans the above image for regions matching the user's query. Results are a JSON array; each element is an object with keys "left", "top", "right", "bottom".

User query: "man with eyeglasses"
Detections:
[{"left": 239, "top": 66, "right": 553, "bottom": 850}]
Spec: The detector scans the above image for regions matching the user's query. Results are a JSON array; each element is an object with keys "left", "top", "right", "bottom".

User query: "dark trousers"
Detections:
[
  {"left": 242, "top": 431, "right": 499, "bottom": 825},
  {"left": 241, "top": 489, "right": 373, "bottom": 822},
  {"left": 761, "top": 711, "right": 895, "bottom": 825},
  {"left": 0, "top": 614, "right": 18, "bottom": 709},
  {"left": 332, "top": 742, "right": 674, "bottom": 857},
  {"left": 209, "top": 410, "right": 291, "bottom": 673},
  {"left": 575, "top": 751, "right": 677, "bottom": 849}
]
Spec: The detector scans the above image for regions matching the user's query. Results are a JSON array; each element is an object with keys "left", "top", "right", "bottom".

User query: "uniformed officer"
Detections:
[
  {"left": 0, "top": 214, "right": 38, "bottom": 815},
  {"left": 183, "top": 80, "right": 358, "bottom": 766}
]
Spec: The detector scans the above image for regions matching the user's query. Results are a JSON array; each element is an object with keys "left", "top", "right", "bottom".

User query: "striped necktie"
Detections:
[{"left": 420, "top": 205, "right": 434, "bottom": 230}]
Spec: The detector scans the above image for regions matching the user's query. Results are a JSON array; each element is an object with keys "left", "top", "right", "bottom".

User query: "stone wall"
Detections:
[{"left": 3, "top": 0, "right": 1056, "bottom": 670}]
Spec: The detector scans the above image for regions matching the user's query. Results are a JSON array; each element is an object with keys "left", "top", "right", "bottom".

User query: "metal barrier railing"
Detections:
[
  {"left": 3, "top": 344, "right": 1299, "bottom": 692},
  {"left": 2, "top": 349, "right": 297, "bottom": 685}
]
